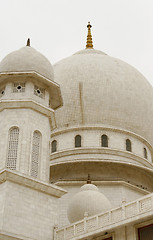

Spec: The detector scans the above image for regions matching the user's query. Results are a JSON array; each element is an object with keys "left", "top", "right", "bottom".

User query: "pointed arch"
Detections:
[{"left": 7, "top": 127, "right": 19, "bottom": 170}]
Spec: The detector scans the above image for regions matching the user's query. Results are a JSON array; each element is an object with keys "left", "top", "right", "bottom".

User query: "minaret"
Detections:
[
  {"left": 0, "top": 40, "right": 67, "bottom": 240},
  {"left": 0, "top": 40, "right": 63, "bottom": 182}
]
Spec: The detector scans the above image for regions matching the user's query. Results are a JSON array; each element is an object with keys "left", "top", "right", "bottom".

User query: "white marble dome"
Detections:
[
  {"left": 0, "top": 46, "right": 54, "bottom": 80},
  {"left": 67, "top": 183, "right": 111, "bottom": 223},
  {"left": 54, "top": 49, "right": 153, "bottom": 145}
]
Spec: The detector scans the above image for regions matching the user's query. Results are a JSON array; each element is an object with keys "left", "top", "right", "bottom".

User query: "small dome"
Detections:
[
  {"left": 67, "top": 183, "right": 111, "bottom": 223},
  {"left": 0, "top": 46, "right": 54, "bottom": 80}
]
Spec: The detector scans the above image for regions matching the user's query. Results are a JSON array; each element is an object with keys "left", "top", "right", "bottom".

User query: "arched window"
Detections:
[
  {"left": 7, "top": 127, "right": 19, "bottom": 170},
  {"left": 75, "top": 135, "right": 81, "bottom": 148},
  {"left": 144, "top": 147, "right": 147, "bottom": 159},
  {"left": 126, "top": 139, "right": 131, "bottom": 152},
  {"left": 101, "top": 134, "right": 108, "bottom": 147},
  {"left": 30, "top": 131, "right": 41, "bottom": 178},
  {"left": 51, "top": 140, "right": 57, "bottom": 153}
]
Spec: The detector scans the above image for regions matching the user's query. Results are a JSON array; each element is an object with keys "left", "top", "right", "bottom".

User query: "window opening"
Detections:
[
  {"left": 34, "top": 85, "right": 45, "bottom": 99},
  {"left": 126, "top": 139, "right": 131, "bottom": 152},
  {"left": 30, "top": 131, "right": 41, "bottom": 178},
  {"left": 75, "top": 135, "right": 81, "bottom": 148},
  {"left": 101, "top": 134, "right": 108, "bottom": 147},
  {"left": 51, "top": 140, "right": 57, "bottom": 153},
  {"left": 144, "top": 147, "right": 147, "bottom": 159},
  {"left": 138, "top": 224, "right": 153, "bottom": 240},
  {"left": 7, "top": 127, "right": 19, "bottom": 170},
  {"left": 0, "top": 88, "right": 5, "bottom": 98},
  {"left": 13, "top": 83, "right": 25, "bottom": 93}
]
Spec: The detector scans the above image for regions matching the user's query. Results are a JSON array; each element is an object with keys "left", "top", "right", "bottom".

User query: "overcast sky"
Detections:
[{"left": 1, "top": 0, "right": 153, "bottom": 85}]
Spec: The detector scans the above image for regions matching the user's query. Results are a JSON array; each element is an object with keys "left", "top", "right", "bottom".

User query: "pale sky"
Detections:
[{"left": 1, "top": 0, "right": 153, "bottom": 85}]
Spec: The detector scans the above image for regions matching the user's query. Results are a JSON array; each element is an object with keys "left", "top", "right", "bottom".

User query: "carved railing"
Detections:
[{"left": 55, "top": 193, "right": 153, "bottom": 240}]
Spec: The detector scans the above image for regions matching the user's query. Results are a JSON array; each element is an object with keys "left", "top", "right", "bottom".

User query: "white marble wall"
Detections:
[
  {"left": 0, "top": 108, "right": 50, "bottom": 182},
  {"left": 51, "top": 128, "right": 152, "bottom": 162},
  {"left": 0, "top": 181, "right": 59, "bottom": 240}
]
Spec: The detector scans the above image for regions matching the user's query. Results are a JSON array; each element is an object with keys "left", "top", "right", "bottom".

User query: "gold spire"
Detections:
[
  {"left": 26, "top": 38, "right": 30, "bottom": 47},
  {"left": 87, "top": 174, "right": 91, "bottom": 184},
  {"left": 86, "top": 22, "right": 93, "bottom": 49}
]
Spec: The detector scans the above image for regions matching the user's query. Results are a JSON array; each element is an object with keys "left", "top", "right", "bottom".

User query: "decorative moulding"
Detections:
[{"left": 0, "top": 168, "right": 67, "bottom": 198}]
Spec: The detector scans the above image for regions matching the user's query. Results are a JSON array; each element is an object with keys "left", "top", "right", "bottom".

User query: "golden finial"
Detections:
[
  {"left": 87, "top": 174, "right": 91, "bottom": 184},
  {"left": 26, "top": 38, "right": 30, "bottom": 47},
  {"left": 86, "top": 22, "right": 93, "bottom": 49}
]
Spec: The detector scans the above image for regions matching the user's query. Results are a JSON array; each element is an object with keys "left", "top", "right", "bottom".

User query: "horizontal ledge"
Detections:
[
  {"left": 55, "top": 180, "right": 150, "bottom": 194},
  {"left": 50, "top": 147, "right": 153, "bottom": 169},
  {"left": 0, "top": 230, "right": 32, "bottom": 240},
  {"left": 0, "top": 168, "right": 67, "bottom": 198},
  {"left": 0, "top": 99, "right": 54, "bottom": 114},
  {"left": 0, "top": 71, "right": 59, "bottom": 87},
  {"left": 0, "top": 71, "right": 63, "bottom": 110},
  {"left": 0, "top": 99, "right": 56, "bottom": 129}
]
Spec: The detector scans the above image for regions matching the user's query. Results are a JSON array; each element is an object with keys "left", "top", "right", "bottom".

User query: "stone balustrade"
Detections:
[{"left": 55, "top": 193, "right": 153, "bottom": 240}]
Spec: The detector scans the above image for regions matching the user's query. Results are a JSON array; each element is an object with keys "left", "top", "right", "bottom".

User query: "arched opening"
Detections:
[
  {"left": 75, "top": 135, "right": 81, "bottom": 148},
  {"left": 144, "top": 147, "right": 147, "bottom": 159},
  {"left": 31, "top": 131, "right": 41, "bottom": 178},
  {"left": 7, "top": 127, "right": 19, "bottom": 170},
  {"left": 51, "top": 140, "right": 57, "bottom": 153},
  {"left": 126, "top": 139, "right": 131, "bottom": 152},
  {"left": 101, "top": 134, "right": 108, "bottom": 147}
]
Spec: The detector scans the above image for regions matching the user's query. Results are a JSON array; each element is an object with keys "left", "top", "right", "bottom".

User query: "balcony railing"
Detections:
[{"left": 55, "top": 193, "right": 153, "bottom": 240}]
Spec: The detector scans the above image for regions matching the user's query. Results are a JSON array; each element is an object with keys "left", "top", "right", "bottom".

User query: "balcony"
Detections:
[{"left": 55, "top": 193, "right": 153, "bottom": 240}]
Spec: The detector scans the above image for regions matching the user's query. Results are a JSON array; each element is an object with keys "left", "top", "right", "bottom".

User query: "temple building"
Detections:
[{"left": 0, "top": 23, "right": 153, "bottom": 240}]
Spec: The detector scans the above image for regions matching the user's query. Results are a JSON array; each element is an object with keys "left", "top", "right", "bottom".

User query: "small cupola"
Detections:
[{"left": 67, "top": 175, "right": 111, "bottom": 223}]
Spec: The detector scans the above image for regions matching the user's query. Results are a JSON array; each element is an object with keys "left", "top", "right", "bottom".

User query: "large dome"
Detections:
[
  {"left": 54, "top": 49, "right": 153, "bottom": 145},
  {"left": 0, "top": 46, "right": 54, "bottom": 80}
]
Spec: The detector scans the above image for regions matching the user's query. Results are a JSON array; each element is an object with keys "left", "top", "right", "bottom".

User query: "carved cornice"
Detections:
[
  {"left": 55, "top": 180, "right": 150, "bottom": 194},
  {"left": 50, "top": 147, "right": 153, "bottom": 169},
  {"left": 0, "top": 99, "right": 56, "bottom": 129},
  {"left": 0, "top": 71, "right": 63, "bottom": 110},
  {"left": 0, "top": 169, "right": 67, "bottom": 198}
]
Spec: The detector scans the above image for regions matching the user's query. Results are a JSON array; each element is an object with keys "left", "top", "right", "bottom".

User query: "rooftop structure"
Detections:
[{"left": 0, "top": 23, "right": 152, "bottom": 240}]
